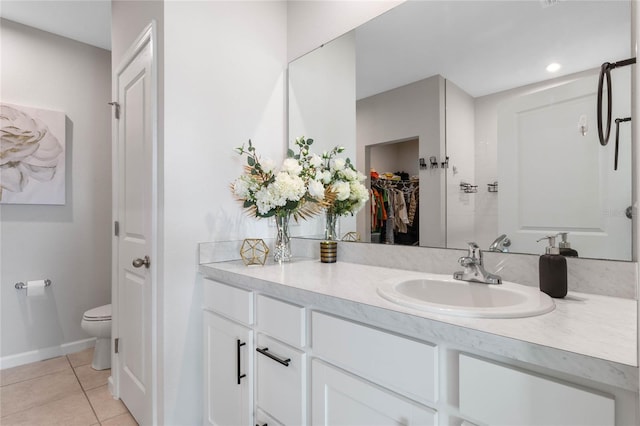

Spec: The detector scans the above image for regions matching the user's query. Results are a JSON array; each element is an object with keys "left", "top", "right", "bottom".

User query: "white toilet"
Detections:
[{"left": 81, "top": 304, "right": 112, "bottom": 370}]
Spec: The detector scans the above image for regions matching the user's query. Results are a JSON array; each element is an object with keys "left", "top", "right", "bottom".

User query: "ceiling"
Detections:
[
  {"left": 0, "top": 0, "right": 111, "bottom": 50},
  {"left": 355, "top": 0, "right": 631, "bottom": 98}
]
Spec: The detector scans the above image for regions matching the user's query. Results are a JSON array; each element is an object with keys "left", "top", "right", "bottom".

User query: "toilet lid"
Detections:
[{"left": 83, "top": 304, "right": 111, "bottom": 321}]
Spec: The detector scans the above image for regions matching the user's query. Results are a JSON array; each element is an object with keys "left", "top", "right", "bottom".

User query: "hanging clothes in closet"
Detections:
[{"left": 370, "top": 179, "right": 419, "bottom": 245}]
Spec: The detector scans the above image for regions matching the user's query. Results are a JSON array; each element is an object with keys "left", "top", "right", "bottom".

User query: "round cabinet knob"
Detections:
[{"left": 132, "top": 256, "right": 150, "bottom": 269}]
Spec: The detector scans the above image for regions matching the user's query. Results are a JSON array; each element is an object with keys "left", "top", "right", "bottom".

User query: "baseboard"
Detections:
[
  {"left": 108, "top": 375, "right": 115, "bottom": 397},
  {"left": 0, "top": 338, "right": 96, "bottom": 370}
]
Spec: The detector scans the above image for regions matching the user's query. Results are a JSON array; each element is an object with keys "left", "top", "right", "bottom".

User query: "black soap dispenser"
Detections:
[
  {"left": 537, "top": 235, "right": 568, "bottom": 298},
  {"left": 558, "top": 232, "right": 579, "bottom": 257}
]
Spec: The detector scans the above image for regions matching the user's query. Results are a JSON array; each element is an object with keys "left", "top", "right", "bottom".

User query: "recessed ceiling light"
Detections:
[
  {"left": 540, "top": 0, "right": 559, "bottom": 8},
  {"left": 546, "top": 63, "right": 562, "bottom": 73}
]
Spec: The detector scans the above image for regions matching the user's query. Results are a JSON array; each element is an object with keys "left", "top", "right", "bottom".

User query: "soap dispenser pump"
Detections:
[
  {"left": 537, "top": 235, "right": 568, "bottom": 298},
  {"left": 558, "top": 232, "right": 579, "bottom": 257}
]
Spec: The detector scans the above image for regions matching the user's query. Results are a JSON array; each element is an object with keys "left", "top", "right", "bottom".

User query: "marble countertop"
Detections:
[{"left": 200, "top": 258, "right": 638, "bottom": 391}]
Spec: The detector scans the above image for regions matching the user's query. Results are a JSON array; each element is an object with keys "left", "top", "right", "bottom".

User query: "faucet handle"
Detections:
[
  {"left": 466, "top": 242, "right": 482, "bottom": 262},
  {"left": 458, "top": 256, "right": 476, "bottom": 267}
]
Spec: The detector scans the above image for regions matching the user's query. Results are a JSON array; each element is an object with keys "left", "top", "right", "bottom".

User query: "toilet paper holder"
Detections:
[{"left": 15, "top": 279, "right": 52, "bottom": 290}]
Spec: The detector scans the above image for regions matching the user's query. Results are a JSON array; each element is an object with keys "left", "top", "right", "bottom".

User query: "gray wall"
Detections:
[
  {"left": 0, "top": 19, "right": 112, "bottom": 361},
  {"left": 357, "top": 75, "right": 446, "bottom": 246}
]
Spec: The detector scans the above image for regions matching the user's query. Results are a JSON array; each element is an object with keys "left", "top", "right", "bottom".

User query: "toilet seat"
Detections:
[{"left": 83, "top": 304, "right": 111, "bottom": 322}]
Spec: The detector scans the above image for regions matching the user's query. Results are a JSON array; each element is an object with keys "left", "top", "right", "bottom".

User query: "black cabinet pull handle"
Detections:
[
  {"left": 256, "top": 424, "right": 267, "bottom": 426},
  {"left": 256, "top": 347, "right": 291, "bottom": 367},
  {"left": 237, "top": 339, "right": 246, "bottom": 384}
]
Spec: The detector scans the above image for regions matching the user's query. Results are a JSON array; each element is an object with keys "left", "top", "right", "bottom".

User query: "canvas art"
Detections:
[{"left": 0, "top": 103, "right": 66, "bottom": 205}]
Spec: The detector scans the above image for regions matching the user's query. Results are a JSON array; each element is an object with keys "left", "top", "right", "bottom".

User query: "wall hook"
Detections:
[
  {"left": 460, "top": 182, "right": 478, "bottom": 193},
  {"left": 578, "top": 115, "right": 588, "bottom": 136}
]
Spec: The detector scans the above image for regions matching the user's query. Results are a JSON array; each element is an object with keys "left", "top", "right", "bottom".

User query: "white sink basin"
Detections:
[{"left": 377, "top": 274, "right": 555, "bottom": 318}]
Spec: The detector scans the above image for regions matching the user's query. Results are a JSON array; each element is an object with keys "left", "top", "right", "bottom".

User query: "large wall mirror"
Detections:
[{"left": 288, "top": 0, "right": 633, "bottom": 261}]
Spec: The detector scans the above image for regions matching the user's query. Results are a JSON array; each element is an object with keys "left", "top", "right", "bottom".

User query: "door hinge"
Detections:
[
  {"left": 115, "top": 338, "right": 119, "bottom": 354},
  {"left": 114, "top": 221, "right": 120, "bottom": 236},
  {"left": 108, "top": 101, "right": 120, "bottom": 119}
]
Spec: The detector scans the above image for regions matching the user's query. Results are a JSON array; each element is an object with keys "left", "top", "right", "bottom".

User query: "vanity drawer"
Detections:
[
  {"left": 203, "top": 279, "right": 253, "bottom": 325},
  {"left": 459, "top": 354, "right": 614, "bottom": 426},
  {"left": 257, "top": 294, "right": 305, "bottom": 347},
  {"left": 256, "top": 334, "right": 306, "bottom": 426},
  {"left": 255, "top": 408, "right": 282, "bottom": 426},
  {"left": 312, "top": 359, "right": 437, "bottom": 426},
  {"left": 311, "top": 311, "right": 438, "bottom": 405}
]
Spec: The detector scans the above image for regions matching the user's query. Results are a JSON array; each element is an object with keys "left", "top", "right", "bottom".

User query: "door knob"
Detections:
[{"left": 132, "top": 256, "right": 150, "bottom": 269}]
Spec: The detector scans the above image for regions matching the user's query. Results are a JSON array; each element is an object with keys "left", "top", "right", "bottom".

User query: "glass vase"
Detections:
[
  {"left": 273, "top": 212, "right": 292, "bottom": 263},
  {"left": 324, "top": 210, "right": 340, "bottom": 241}
]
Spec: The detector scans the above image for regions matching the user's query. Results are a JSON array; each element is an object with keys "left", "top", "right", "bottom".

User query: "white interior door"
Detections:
[
  {"left": 498, "top": 71, "right": 632, "bottom": 260},
  {"left": 114, "top": 25, "right": 156, "bottom": 424}
]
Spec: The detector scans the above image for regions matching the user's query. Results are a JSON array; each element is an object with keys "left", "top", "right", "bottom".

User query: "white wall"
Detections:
[
  {"left": 289, "top": 30, "right": 357, "bottom": 237},
  {"left": 163, "top": 2, "right": 287, "bottom": 424},
  {"left": 446, "top": 80, "right": 476, "bottom": 250},
  {"left": 0, "top": 19, "right": 111, "bottom": 363}
]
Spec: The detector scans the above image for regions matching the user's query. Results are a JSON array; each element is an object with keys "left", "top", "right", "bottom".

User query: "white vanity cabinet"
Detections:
[
  {"left": 201, "top": 275, "right": 632, "bottom": 426},
  {"left": 459, "top": 354, "right": 615, "bottom": 426},
  {"left": 203, "top": 280, "right": 254, "bottom": 426}
]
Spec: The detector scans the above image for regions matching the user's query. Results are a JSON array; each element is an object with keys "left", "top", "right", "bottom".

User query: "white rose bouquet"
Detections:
[
  {"left": 232, "top": 137, "right": 328, "bottom": 219},
  {"left": 317, "top": 146, "right": 369, "bottom": 217}
]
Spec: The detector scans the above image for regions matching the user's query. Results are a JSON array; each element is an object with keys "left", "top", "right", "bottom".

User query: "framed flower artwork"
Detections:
[{"left": 1, "top": 103, "right": 66, "bottom": 205}]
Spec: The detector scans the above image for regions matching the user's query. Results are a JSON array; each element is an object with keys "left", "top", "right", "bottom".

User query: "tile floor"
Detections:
[{"left": 0, "top": 347, "right": 138, "bottom": 425}]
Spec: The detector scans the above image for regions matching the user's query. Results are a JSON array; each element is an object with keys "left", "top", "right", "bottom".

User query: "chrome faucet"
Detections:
[
  {"left": 453, "top": 242, "right": 502, "bottom": 284},
  {"left": 489, "top": 234, "right": 511, "bottom": 252}
]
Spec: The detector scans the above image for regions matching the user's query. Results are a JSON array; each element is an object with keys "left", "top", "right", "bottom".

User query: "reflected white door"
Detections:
[
  {"left": 498, "top": 72, "right": 632, "bottom": 260},
  {"left": 114, "top": 27, "right": 155, "bottom": 424}
]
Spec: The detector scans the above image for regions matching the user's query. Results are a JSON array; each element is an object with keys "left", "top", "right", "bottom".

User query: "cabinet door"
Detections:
[
  {"left": 459, "top": 354, "right": 615, "bottom": 426},
  {"left": 311, "top": 359, "right": 437, "bottom": 426},
  {"left": 203, "top": 311, "right": 253, "bottom": 426}
]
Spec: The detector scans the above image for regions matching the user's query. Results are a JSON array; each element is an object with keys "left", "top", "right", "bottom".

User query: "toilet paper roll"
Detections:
[{"left": 26, "top": 280, "right": 46, "bottom": 297}]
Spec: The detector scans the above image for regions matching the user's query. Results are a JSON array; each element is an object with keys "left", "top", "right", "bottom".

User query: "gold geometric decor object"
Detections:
[
  {"left": 240, "top": 238, "right": 270, "bottom": 266},
  {"left": 342, "top": 231, "right": 361, "bottom": 242}
]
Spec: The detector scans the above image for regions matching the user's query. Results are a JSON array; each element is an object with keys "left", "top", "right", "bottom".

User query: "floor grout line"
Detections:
[
  {"left": 68, "top": 354, "right": 102, "bottom": 425},
  {"left": 0, "top": 355, "right": 73, "bottom": 388},
  {"left": 1, "top": 349, "right": 133, "bottom": 425}
]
